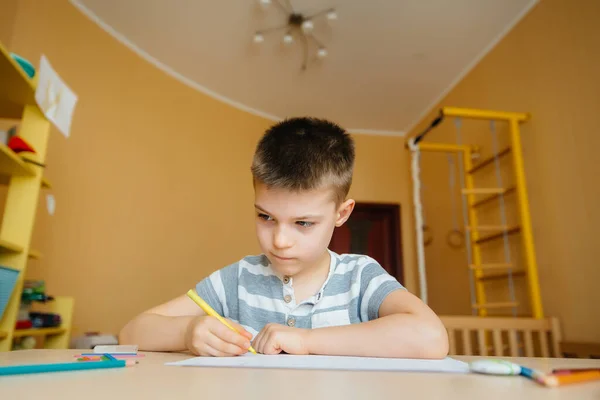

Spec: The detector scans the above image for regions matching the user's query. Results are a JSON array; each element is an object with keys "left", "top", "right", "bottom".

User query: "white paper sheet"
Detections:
[
  {"left": 166, "top": 354, "right": 470, "bottom": 373},
  {"left": 35, "top": 55, "right": 78, "bottom": 138}
]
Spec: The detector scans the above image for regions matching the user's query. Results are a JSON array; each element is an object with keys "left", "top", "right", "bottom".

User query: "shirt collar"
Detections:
[{"left": 312, "top": 249, "right": 337, "bottom": 304}]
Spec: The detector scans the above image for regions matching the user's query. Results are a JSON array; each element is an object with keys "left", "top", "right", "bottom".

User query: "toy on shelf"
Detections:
[{"left": 16, "top": 280, "right": 62, "bottom": 331}]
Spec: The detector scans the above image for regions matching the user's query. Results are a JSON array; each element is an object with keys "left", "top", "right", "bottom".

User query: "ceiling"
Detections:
[{"left": 70, "top": 0, "right": 537, "bottom": 136}]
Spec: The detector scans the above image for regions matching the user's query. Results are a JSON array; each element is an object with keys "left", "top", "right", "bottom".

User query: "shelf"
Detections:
[
  {"left": 0, "top": 240, "right": 41, "bottom": 259},
  {"left": 0, "top": 239, "right": 24, "bottom": 253},
  {"left": 473, "top": 186, "right": 516, "bottom": 208},
  {"left": 0, "top": 143, "right": 34, "bottom": 178},
  {"left": 12, "top": 327, "right": 66, "bottom": 338},
  {"left": 0, "top": 330, "right": 7, "bottom": 339},
  {"left": 28, "top": 249, "right": 42, "bottom": 259},
  {"left": 475, "top": 225, "right": 521, "bottom": 245},
  {"left": 0, "top": 174, "right": 53, "bottom": 188},
  {"left": 0, "top": 42, "right": 37, "bottom": 119},
  {"left": 468, "top": 146, "right": 512, "bottom": 174}
]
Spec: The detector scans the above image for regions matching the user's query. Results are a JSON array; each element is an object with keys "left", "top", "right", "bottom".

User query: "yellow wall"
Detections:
[
  {"left": 5, "top": 0, "right": 416, "bottom": 336},
  {"left": 408, "top": 0, "right": 600, "bottom": 342},
  {"left": 0, "top": 0, "right": 18, "bottom": 46}
]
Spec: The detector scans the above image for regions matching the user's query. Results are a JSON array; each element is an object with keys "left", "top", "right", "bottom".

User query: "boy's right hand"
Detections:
[{"left": 184, "top": 315, "right": 253, "bottom": 357}]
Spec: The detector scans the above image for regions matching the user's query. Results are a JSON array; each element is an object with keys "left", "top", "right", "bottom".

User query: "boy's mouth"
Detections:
[{"left": 271, "top": 253, "right": 296, "bottom": 262}]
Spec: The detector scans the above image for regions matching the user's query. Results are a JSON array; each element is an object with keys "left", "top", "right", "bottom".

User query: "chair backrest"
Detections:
[{"left": 440, "top": 315, "right": 562, "bottom": 358}]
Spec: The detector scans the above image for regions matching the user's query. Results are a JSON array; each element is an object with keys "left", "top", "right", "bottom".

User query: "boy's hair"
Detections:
[{"left": 251, "top": 117, "right": 355, "bottom": 204}]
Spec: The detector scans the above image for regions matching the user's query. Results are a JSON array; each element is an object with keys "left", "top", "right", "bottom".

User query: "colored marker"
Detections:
[{"left": 470, "top": 359, "right": 522, "bottom": 375}]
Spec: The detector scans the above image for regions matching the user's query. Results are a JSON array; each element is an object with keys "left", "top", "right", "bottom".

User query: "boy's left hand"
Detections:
[{"left": 253, "top": 323, "right": 310, "bottom": 355}]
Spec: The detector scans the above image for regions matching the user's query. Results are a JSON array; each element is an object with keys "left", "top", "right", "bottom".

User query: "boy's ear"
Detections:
[{"left": 335, "top": 199, "right": 355, "bottom": 227}]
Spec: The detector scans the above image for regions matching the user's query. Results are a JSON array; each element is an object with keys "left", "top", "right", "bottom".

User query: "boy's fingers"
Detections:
[
  {"left": 227, "top": 319, "right": 253, "bottom": 339},
  {"left": 209, "top": 321, "right": 251, "bottom": 350},
  {"left": 253, "top": 330, "right": 265, "bottom": 354},
  {"left": 205, "top": 333, "right": 245, "bottom": 356}
]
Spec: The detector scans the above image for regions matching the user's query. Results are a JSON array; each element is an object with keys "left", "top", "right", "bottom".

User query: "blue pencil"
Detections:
[
  {"left": 0, "top": 359, "right": 126, "bottom": 376},
  {"left": 519, "top": 365, "right": 548, "bottom": 386}
]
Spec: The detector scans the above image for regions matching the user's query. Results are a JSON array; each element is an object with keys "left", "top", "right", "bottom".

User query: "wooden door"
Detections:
[{"left": 329, "top": 203, "right": 403, "bottom": 283}]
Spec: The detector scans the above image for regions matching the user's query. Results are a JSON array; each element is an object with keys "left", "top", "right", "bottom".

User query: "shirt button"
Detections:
[
  {"left": 287, "top": 317, "right": 296, "bottom": 327},
  {"left": 283, "top": 276, "right": 290, "bottom": 284},
  {"left": 284, "top": 294, "right": 292, "bottom": 303}
]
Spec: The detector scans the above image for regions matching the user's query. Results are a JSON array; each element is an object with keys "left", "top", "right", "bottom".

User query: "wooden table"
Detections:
[{"left": 1, "top": 350, "right": 599, "bottom": 399}]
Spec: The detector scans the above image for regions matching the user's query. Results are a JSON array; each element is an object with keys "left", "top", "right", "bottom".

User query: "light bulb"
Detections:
[
  {"left": 253, "top": 33, "right": 264, "bottom": 43},
  {"left": 301, "top": 20, "right": 314, "bottom": 33},
  {"left": 317, "top": 47, "right": 328, "bottom": 58},
  {"left": 259, "top": 0, "right": 271, "bottom": 7},
  {"left": 326, "top": 10, "right": 338, "bottom": 20},
  {"left": 283, "top": 33, "right": 293, "bottom": 45}
]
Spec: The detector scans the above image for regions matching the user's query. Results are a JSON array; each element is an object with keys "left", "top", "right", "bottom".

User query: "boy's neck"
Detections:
[{"left": 289, "top": 250, "right": 331, "bottom": 302}]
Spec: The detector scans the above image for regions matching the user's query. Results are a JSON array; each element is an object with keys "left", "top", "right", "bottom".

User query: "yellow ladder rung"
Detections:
[
  {"left": 466, "top": 225, "right": 509, "bottom": 232},
  {"left": 475, "top": 225, "right": 521, "bottom": 245},
  {"left": 478, "top": 270, "right": 526, "bottom": 282},
  {"left": 472, "top": 302, "right": 519, "bottom": 310},
  {"left": 473, "top": 186, "right": 517, "bottom": 208},
  {"left": 462, "top": 188, "right": 507, "bottom": 195},
  {"left": 468, "top": 146, "right": 512, "bottom": 174},
  {"left": 470, "top": 263, "right": 513, "bottom": 270}
]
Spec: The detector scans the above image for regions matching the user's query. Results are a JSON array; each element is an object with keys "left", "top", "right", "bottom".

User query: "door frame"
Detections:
[{"left": 351, "top": 202, "right": 404, "bottom": 284}]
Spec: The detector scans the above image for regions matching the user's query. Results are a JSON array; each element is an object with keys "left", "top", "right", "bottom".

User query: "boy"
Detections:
[{"left": 119, "top": 117, "right": 448, "bottom": 358}]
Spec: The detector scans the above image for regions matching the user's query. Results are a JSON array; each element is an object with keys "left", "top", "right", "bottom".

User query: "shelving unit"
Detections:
[
  {"left": 12, "top": 327, "right": 66, "bottom": 338},
  {"left": 0, "top": 41, "right": 74, "bottom": 351}
]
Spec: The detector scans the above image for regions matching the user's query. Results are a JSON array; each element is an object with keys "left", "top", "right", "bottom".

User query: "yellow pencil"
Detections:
[{"left": 186, "top": 289, "right": 257, "bottom": 355}]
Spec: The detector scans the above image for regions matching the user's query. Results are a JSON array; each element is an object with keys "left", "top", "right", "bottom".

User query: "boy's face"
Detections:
[{"left": 254, "top": 182, "right": 354, "bottom": 277}]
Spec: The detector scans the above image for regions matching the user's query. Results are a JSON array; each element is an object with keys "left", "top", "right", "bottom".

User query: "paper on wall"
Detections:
[
  {"left": 35, "top": 55, "right": 78, "bottom": 138},
  {"left": 166, "top": 353, "right": 470, "bottom": 373}
]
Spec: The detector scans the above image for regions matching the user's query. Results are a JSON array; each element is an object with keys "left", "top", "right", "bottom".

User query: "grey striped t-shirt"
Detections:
[{"left": 195, "top": 249, "right": 404, "bottom": 337}]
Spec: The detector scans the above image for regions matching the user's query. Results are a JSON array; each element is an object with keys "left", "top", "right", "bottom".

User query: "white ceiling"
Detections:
[{"left": 71, "top": 0, "right": 537, "bottom": 136}]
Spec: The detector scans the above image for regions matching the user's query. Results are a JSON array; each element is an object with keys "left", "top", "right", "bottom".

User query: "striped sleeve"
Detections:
[
  {"left": 358, "top": 259, "right": 404, "bottom": 322},
  {"left": 195, "top": 263, "right": 239, "bottom": 318}
]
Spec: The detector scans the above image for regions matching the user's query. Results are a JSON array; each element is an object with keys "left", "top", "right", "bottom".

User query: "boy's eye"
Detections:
[
  {"left": 296, "top": 221, "right": 314, "bottom": 228},
  {"left": 258, "top": 213, "right": 273, "bottom": 221}
]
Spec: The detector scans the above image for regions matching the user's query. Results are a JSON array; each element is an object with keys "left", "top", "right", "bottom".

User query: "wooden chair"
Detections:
[{"left": 440, "top": 315, "right": 562, "bottom": 358}]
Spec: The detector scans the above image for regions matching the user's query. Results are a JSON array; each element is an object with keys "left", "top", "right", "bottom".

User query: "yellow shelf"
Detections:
[
  {"left": 0, "top": 175, "right": 52, "bottom": 189},
  {"left": 28, "top": 248, "right": 42, "bottom": 259},
  {"left": 0, "top": 331, "right": 7, "bottom": 339},
  {"left": 0, "top": 239, "right": 24, "bottom": 253},
  {"left": 0, "top": 240, "right": 42, "bottom": 259},
  {"left": 0, "top": 42, "right": 37, "bottom": 119},
  {"left": 0, "top": 143, "right": 34, "bottom": 178},
  {"left": 12, "top": 327, "right": 66, "bottom": 338},
  {"left": 0, "top": 174, "right": 52, "bottom": 188},
  {"left": 0, "top": 42, "right": 71, "bottom": 351}
]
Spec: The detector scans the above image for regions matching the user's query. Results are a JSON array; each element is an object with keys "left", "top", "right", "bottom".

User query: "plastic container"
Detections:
[{"left": 0, "top": 266, "right": 19, "bottom": 320}]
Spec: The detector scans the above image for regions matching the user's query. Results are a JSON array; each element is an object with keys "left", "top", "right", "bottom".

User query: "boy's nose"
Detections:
[{"left": 273, "top": 227, "right": 293, "bottom": 249}]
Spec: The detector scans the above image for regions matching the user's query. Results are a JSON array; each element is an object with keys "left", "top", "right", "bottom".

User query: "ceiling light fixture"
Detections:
[{"left": 253, "top": 0, "right": 336, "bottom": 70}]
